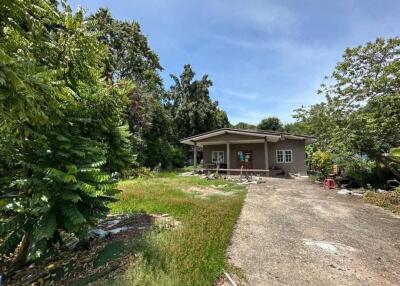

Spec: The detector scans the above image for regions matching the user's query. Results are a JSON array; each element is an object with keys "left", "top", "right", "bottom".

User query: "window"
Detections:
[
  {"left": 276, "top": 150, "right": 284, "bottom": 163},
  {"left": 212, "top": 151, "right": 224, "bottom": 163},
  {"left": 276, "top": 150, "right": 292, "bottom": 163}
]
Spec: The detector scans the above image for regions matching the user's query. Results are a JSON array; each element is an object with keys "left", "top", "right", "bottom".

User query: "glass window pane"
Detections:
[
  {"left": 277, "top": 150, "right": 284, "bottom": 163},
  {"left": 285, "top": 150, "right": 292, "bottom": 162}
]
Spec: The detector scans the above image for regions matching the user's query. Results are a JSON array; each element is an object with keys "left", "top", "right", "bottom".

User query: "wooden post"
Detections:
[
  {"left": 226, "top": 142, "right": 230, "bottom": 175},
  {"left": 193, "top": 141, "right": 197, "bottom": 169},
  {"left": 264, "top": 137, "right": 269, "bottom": 176}
]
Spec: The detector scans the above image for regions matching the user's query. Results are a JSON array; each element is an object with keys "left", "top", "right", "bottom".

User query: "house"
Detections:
[{"left": 180, "top": 128, "right": 315, "bottom": 176}]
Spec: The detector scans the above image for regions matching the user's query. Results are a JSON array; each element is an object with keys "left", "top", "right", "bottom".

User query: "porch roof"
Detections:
[{"left": 180, "top": 128, "right": 316, "bottom": 147}]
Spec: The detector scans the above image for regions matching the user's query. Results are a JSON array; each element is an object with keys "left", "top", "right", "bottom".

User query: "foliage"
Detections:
[
  {"left": 126, "top": 88, "right": 185, "bottom": 169},
  {"left": 233, "top": 122, "right": 256, "bottom": 130},
  {"left": 109, "top": 173, "right": 246, "bottom": 286},
  {"left": 257, "top": 116, "right": 284, "bottom": 131},
  {"left": 0, "top": 1, "right": 133, "bottom": 263},
  {"left": 293, "top": 38, "right": 400, "bottom": 182},
  {"left": 88, "top": 9, "right": 187, "bottom": 169},
  {"left": 389, "top": 147, "right": 400, "bottom": 161},
  {"left": 167, "top": 64, "right": 230, "bottom": 139},
  {"left": 87, "top": 8, "right": 163, "bottom": 91},
  {"left": 283, "top": 121, "right": 309, "bottom": 135},
  {"left": 308, "top": 151, "right": 334, "bottom": 178}
]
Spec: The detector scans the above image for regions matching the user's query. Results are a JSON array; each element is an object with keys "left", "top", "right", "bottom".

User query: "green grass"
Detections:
[{"left": 108, "top": 172, "right": 246, "bottom": 286}]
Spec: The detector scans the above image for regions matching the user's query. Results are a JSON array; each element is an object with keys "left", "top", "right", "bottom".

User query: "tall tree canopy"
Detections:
[
  {"left": 257, "top": 117, "right": 284, "bottom": 131},
  {"left": 0, "top": 1, "right": 133, "bottom": 263},
  {"left": 87, "top": 8, "right": 185, "bottom": 168},
  {"left": 294, "top": 38, "right": 400, "bottom": 180},
  {"left": 87, "top": 8, "right": 163, "bottom": 91},
  {"left": 168, "top": 64, "right": 230, "bottom": 139}
]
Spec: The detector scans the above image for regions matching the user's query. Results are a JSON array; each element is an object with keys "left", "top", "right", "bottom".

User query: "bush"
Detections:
[{"left": 308, "top": 151, "right": 334, "bottom": 179}]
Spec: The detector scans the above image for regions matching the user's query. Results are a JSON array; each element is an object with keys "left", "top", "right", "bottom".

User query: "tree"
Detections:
[
  {"left": 294, "top": 38, "right": 400, "bottom": 181},
  {"left": 233, "top": 122, "right": 256, "bottom": 130},
  {"left": 257, "top": 117, "right": 284, "bottom": 131},
  {"left": 167, "top": 64, "right": 230, "bottom": 139},
  {"left": 0, "top": 1, "right": 134, "bottom": 263},
  {"left": 87, "top": 8, "right": 163, "bottom": 91},
  {"left": 88, "top": 9, "right": 186, "bottom": 169}
]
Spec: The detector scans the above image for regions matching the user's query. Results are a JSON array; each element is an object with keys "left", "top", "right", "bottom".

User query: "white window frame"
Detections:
[
  {"left": 212, "top": 151, "right": 225, "bottom": 164},
  {"left": 276, "top": 149, "right": 293, "bottom": 163}
]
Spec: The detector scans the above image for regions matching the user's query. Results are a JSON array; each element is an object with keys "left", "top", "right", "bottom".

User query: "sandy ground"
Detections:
[{"left": 227, "top": 177, "right": 400, "bottom": 286}]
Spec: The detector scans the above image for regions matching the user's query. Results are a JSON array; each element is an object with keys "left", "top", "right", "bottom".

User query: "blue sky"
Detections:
[{"left": 69, "top": 0, "right": 400, "bottom": 124}]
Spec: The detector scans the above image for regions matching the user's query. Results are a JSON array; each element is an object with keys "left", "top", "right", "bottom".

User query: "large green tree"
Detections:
[
  {"left": 294, "top": 38, "right": 400, "bottom": 180},
  {"left": 0, "top": 1, "right": 133, "bottom": 263},
  {"left": 168, "top": 64, "right": 230, "bottom": 139},
  {"left": 88, "top": 8, "right": 185, "bottom": 168},
  {"left": 233, "top": 122, "right": 256, "bottom": 130},
  {"left": 88, "top": 8, "right": 162, "bottom": 91},
  {"left": 257, "top": 117, "right": 284, "bottom": 131}
]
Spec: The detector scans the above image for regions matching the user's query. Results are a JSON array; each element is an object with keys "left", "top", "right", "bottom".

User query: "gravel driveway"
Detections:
[{"left": 228, "top": 177, "right": 400, "bottom": 286}]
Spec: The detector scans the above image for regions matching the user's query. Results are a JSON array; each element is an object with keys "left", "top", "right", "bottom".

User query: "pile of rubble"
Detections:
[
  {"left": 179, "top": 170, "right": 267, "bottom": 185},
  {"left": 336, "top": 188, "right": 397, "bottom": 197},
  {"left": 337, "top": 189, "right": 365, "bottom": 197},
  {"left": 226, "top": 176, "right": 266, "bottom": 185}
]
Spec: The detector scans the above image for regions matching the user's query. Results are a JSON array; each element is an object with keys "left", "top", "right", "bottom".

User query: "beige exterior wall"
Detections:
[
  {"left": 268, "top": 140, "right": 307, "bottom": 175},
  {"left": 202, "top": 139, "right": 307, "bottom": 175}
]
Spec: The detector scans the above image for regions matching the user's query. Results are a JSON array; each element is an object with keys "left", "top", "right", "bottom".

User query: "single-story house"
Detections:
[{"left": 180, "top": 128, "right": 315, "bottom": 176}]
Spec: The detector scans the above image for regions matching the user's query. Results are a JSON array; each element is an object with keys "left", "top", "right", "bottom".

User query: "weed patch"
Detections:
[
  {"left": 109, "top": 173, "right": 247, "bottom": 286},
  {"left": 364, "top": 190, "right": 400, "bottom": 214}
]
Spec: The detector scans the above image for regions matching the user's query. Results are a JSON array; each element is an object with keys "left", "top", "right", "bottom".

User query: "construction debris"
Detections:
[
  {"left": 2, "top": 213, "right": 181, "bottom": 286},
  {"left": 337, "top": 189, "right": 352, "bottom": 195},
  {"left": 178, "top": 171, "right": 197, "bottom": 177}
]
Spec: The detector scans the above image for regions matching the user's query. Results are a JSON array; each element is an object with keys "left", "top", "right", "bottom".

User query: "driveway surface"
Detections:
[{"left": 228, "top": 177, "right": 400, "bottom": 286}]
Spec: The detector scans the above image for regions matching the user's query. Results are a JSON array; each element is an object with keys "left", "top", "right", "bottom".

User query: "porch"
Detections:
[
  {"left": 181, "top": 128, "right": 313, "bottom": 176},
  {"left": 194, "top": 141, "right": 272, "bottom": 176}
]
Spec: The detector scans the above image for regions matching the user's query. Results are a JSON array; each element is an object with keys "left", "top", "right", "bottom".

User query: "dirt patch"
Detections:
[{"left": 186, "top": 186, "right": 234, "bottom": 198}]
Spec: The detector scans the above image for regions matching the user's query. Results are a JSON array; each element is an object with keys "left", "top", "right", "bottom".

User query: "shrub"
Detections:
[{"left": 308, "top": 150, "right": 334, "bottom": 178}]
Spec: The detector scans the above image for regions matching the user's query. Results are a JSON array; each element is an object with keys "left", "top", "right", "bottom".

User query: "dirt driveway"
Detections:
[{"left": 228, "top": 177, "right": 400, "bottom": 286}]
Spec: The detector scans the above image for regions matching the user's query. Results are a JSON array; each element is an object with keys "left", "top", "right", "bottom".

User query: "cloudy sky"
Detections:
[{"left": 69, "top": 0, "right": 400, "bottom": 124}]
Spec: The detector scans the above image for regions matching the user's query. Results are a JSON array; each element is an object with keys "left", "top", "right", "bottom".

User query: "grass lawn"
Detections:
[{"left": 108, "top": 172, "right": 247, "bottom": 286}]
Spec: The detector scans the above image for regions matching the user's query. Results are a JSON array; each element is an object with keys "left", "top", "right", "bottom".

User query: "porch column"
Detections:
[
  {"left": 264, "top": 137, "right": 269, "bottom": 174},
  {"left": 226, "top": 142, "right": 230, "bottom": 175},
  {"left": 193, "top": 141, "right": 197, "bottom": 169}
]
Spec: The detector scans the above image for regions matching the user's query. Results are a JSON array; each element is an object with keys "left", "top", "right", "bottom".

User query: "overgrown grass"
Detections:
[
  {"left": 364, "top": 189, "right": 400, "bottom": 214},
  {"left": 109, "top": 172, "right": 246, "bottom": 286}
]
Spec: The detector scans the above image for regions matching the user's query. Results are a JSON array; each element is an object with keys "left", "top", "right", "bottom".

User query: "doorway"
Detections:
[{"left": 237, "top": 151, "right": 253, "bottom": 169}]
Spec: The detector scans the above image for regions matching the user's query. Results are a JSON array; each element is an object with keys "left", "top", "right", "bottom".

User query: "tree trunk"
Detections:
[
  {"left": 12, "top": 232, "right": 30, "bottom": 267},
  {"left": 377, "top": 156, "right": 400, "bottom": 181}
]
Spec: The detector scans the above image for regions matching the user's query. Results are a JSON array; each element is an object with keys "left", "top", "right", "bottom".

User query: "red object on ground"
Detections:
[{"left": 324, "top": 178, "right": 336, "bottom": 189}]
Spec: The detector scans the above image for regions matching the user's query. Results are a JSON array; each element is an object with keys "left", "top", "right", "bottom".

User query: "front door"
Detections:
[{"left": 238, "top": 151, "right": 253, "bottom": 169}]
